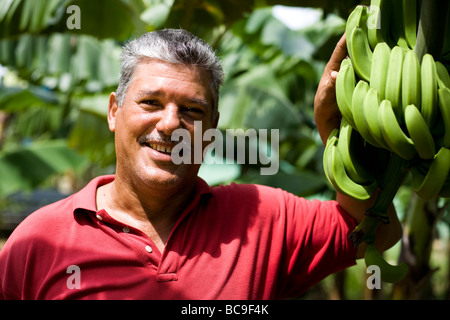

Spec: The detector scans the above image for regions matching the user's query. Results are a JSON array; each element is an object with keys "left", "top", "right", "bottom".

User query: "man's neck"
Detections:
[{"left": 96, "top": 176, "right": 196, "bottom": 253}]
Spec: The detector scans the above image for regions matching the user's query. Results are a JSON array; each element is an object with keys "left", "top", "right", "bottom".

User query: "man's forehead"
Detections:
[
  {"left": 124, "top": 60, "right": 212, "bottom": 108},
  {"left": 135, "top": 58, "right": 209, "bottom": 78},
  {"left": 130, "top": 59, "right": 208, "bottom": 88}
]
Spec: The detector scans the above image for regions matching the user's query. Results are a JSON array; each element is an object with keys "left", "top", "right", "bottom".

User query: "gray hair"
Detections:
[{"left": 115, "top": 29, "right": 224, "bottom": 121}]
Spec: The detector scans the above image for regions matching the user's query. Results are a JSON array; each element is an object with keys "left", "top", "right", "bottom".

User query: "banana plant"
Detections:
[{"left": 325, "top": 0, "right": 450, "bottom": 284}]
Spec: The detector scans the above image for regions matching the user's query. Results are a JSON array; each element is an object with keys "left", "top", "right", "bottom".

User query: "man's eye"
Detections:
[
  {"left": 142, "top": 100, "right": 161, "bottom": 107},
  {"left": 183, "top": 107, "right": 204, "bottom": 115},
  {"left": 187, "top": 108, "right": 202, "bottom": 113},
  {"left": 183, "top": 107, "right": 205, "bottom": 120}
]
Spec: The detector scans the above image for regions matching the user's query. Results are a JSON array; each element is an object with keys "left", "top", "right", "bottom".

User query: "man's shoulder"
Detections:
[{"left": 208, "top": 182, "right": 293, "bottom": 209}]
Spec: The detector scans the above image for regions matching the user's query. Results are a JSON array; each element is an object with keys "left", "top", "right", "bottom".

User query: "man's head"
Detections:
[
  {"left": 115, "top": 29, "right": 224, "bottom": 121},
  {"left": 108, "top": 29, "right": 224, "bottom": 193}
]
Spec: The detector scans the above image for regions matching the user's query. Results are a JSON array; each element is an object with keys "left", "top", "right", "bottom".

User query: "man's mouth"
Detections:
[
  {"left": 149, "top": 143, "right": 173, "bottom": 154},
  {"left": 143, "top": 142, "right": 173, "bottom": 155}
]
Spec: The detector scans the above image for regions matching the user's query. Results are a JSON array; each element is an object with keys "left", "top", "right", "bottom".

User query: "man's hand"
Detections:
[{"left": 314, "top": 33, "right": 348, "bottom": 146}]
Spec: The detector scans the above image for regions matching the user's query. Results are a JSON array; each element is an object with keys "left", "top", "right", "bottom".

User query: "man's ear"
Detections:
[{"left": 108, "top": 92, "right": 119, "bottom": 132}]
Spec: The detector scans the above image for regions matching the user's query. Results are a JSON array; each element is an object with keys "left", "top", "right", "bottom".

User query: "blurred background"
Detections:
[{"left": 0, "top": 0, "right": 449, "bottom": 299}]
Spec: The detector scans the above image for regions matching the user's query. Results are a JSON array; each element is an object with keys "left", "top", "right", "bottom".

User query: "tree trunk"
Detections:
[{"left": 391, "top": 193, "right": 439, "bottom": 299}]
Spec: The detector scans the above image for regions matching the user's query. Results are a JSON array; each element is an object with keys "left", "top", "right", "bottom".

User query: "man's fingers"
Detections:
[
  {"left": 330, "top": 70, "right": 338, "bottom": 85},
  {"left": 317, "top": 34, "right": 347, "bottom": 99},
  {"left": 313, "top": 33, "right": 349, "bottom": 144},
  {"left": 325, "top": 33, "right": 348, "bottom": 74}
]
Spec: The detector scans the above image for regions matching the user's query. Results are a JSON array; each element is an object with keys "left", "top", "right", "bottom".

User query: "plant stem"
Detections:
[
  {"left": 349, "top": 153, "right": 409, "bottom": 247},
  {"left": 415, "top": 0, "right": 448, "bottom": 61}
]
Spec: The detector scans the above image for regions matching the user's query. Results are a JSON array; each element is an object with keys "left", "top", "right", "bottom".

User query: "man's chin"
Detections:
[{"left": 137, "top": 165, "right": 199, "bottom": 189}]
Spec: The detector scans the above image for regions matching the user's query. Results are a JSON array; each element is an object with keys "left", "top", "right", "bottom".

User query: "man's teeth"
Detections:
[{"left": 149, "top": 143, "right": 172, "bottom": 153}]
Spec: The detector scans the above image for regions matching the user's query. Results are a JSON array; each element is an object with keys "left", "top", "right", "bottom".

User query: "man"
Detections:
[{"left": 0, "top": 29, "right": 401, "bottom": 299}]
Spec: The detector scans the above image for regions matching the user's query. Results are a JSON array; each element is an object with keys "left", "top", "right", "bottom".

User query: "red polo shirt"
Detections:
[{"left": 0, "top": 175, "right": 357, "bottom": 300}]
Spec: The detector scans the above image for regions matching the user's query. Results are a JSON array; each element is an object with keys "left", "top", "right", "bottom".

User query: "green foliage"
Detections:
[
  {"left": 0, "top": 0, "right": 448, "bottom": 300},
  {"left": 0, "top": 0, "right": 348, "bottom": 198},
  {"left": 0, "top": 139, "right": 87, "bottom": 195}
]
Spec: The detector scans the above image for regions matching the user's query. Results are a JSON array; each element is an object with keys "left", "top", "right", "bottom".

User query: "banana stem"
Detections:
[
  {"left": 349, "top": 153, "right": 410, "bottom": 247},
  {"left": 415, "top": 0, "right": 448, "bottom": 61}
]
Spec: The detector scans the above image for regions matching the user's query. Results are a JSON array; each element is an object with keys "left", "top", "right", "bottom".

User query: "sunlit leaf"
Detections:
[
  {"left": 0, "top": 86, "right": 59, "bottom": 112},
  {"left": 140, "top": 0, "right": 174, "bottom": 28}
]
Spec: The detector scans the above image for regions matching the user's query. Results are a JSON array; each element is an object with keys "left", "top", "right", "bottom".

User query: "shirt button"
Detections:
[
  {"left": 122, "top": 226, "right": 130, "bottom": 233},
  {"left": 96, "top": 214, "right": 103, "bottom": 221},
  {"left": 145, "top": 245, "right": 153, "bottom": 253}
]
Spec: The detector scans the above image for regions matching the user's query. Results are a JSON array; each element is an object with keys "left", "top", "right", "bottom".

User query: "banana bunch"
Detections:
[
  {"left": 323, "top": 0, "right": 450, "bottom": 283},
  {"left": 327, "top": 0, "right": 450, "bottom": 202}
]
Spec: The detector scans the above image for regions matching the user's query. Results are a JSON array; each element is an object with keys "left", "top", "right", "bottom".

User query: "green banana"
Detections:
[
  {"left": 363, "top": 87, "right": 389, "bottom": 149},
  {"left": 420, "top": 54, "right": 438, "bottom": 127},
  {"left": 438, "top": 87, "right": 450, "bottom": 148},
  {"left": 337, "top": 118, "right": 375, "bottom": 185},
  {"left": 352, "top": 80, "right": 384, "bottom": 148},
  {"left": 389, "top": 0, "right": 410, "bottom": 49},
  {"left": 367, "top": 0, "right": 381, "bottom": 49},
  {"left": 404, "top": 104, "right": 435, "bottom": 159},
  {"left": 385, "top": 46, "right": 404, "bottom": 116},
  {"left": 323, "top": 128, "right": 339, "bottom": 186},
  {"left": 350, "top": 26, "right": 373, "bottom": 82},
  {"left": 346, "top": 5, "right": 368, "bottom": 61},
  {"left": 336, "top": 58, "right": 356, "bottom": 129},
  {"left": 367, "top": 0, "right": 392, "bottom": 49},
  {"left": 436, "top": 61, "right": 450, "bottom": 89},
  {"left": 326, "top": 140, "right": 376, "bottom": 201},
  {"left": 402, "top": 0, "right": 417, "bottom": 49},
  {"left": 370, "top": 42, "right": 391, "bottom": 100},
  {"left": 378, "top": 99, "right": 416, "bottom": 160},
  {"left": 402, "top": 50, "right": 421, "bottom": 112},
  {"left": 411, "top": 147, "right": 450, "bottom": 200},
  {"left": 365, "top": 242, "right": 408, "bottom": 283}
]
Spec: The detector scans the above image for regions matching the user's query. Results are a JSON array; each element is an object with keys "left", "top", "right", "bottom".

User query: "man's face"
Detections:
[{"left": 108, "top": 59, "right": 216, "bottom": 191}]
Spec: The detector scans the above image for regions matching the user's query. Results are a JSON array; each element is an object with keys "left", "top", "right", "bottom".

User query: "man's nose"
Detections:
[{"left": 155, "top": 104, "right": 182, "bottom": 135}]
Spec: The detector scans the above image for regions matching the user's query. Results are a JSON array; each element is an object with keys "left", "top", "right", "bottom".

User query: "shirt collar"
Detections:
[
  {"left": 72, "top": 174, "right": 213, "bottom": 214},
  {"left": 72, "top": 175, "right": 115, "bottom": 214}
]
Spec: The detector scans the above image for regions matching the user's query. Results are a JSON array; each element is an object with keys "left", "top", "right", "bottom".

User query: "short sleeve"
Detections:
[{"left": 279, "top": 194, "right": 357, "bottom": 297}]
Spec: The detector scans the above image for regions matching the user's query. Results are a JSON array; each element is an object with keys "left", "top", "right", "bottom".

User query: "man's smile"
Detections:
[{"left": 146, "top": 142, "right": 173, "bottom": 155}]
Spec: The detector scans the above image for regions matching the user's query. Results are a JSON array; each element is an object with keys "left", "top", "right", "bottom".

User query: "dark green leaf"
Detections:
[{"left": 0, "top": 140, "right": 87, "bottom": 196}]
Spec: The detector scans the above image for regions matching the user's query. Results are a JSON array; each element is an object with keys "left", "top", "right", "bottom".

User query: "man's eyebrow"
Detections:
[
  {"left": 185, "top": 97, "right": 210, "bottom": 108},
  {"left": 134, "top": 89, "right": 164, "bottom": 100},
  {"left": 134, "top": 89, "right": 210, "bottom": 107}
]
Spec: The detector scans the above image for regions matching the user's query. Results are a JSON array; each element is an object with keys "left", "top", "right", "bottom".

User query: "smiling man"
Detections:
[
  {"left": 97, "top": 49, "right": 217, "bottom": 253},
  {"left": 0, "top": 29, "right": 402, "bottom": 300}
]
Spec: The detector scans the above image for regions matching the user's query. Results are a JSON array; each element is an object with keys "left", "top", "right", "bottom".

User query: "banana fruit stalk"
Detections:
[
  {"left": 365, "top": 242, "right": 408, "bottom": 283},
  {"left": 325, "top": 0, "right": 450, "bottom": 283}
]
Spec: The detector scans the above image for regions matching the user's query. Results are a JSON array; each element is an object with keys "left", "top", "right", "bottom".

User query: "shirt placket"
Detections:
[
  {"left": 91, "top": 182, "right": 212, "bottom": 283},
  {"left": 94, "top": 210, "right": 161, "bottom": 270}
]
